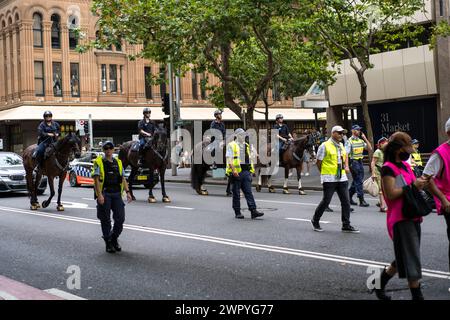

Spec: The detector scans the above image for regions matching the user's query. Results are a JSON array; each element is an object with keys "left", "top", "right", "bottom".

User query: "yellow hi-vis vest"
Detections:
[
  {"left": 411, "top": 152, "right": 423, "bottom": 167},
  {"left": 226, "top": 141, "right": 255, "bottom": 175},
  {"left": 348, "top": 137, "right": 365, "bottom": 160},
  {"left": 92, "top": 156, "right": 124, "bottom": 197},
  {"left": 321, "top": 139, "right": 347, "bottom": 176}
]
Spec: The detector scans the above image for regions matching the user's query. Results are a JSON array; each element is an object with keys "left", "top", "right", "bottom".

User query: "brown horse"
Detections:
[
  {"left": 119, "top": 126, "right": 170, "bottom": 203},
  {"left": 255, "top": 133, "right": 317, "bottom": 195},
  {"left": 23, "top": 132, "right": 81, "bottom": 211}
]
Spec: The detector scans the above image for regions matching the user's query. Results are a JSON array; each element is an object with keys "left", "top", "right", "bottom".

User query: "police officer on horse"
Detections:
[
  {"left": 138, "top": 107, "right": 156, "bottom": 166},
  {"left": 32, "top": 111, "right": 61, "bottom": 171},
  {"left": 273, "top": 114, "right": 293, "bottom": 162},
  {"left": 210, "top": 110, "right": 226, "bottom": 169}
]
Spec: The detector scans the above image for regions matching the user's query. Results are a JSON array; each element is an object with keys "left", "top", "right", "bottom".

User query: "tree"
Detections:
[
  {"left": 85, "top": 0, "right": 332, "bottom": 129},
  {"left": 300, "top": 0, "right": 429, "bottom": 148}
]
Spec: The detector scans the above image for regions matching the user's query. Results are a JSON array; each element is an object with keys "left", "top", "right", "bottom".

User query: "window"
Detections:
[
  {"left": 191, "top": 71, "right": 198, "bottom": 100},
  {"left": 70, "top": 63, "right": 80, "bottom": 97},
  {"left": 68, "top": 16, "right": 78, "bottom": 50},
  {"left": 439, "top": 0, "right": 444, "bottom": 16},
  {"left": 101, "top": 64, "right": 107, "bottom": 93},
  {"left": 144, "top": 67, "right": 152, "bottom": 99},
  {"left": 51, "top": 14, "right": 61, "bottom": 49},
  {"left": 52, "top": 62, "right": 62, "bottom": 97},
  {"left": 115, "top": 39, "right": 122, "bottom": 51},
  {"left": 200, "top": 73, "right": 207, "bottom": 100},
  {"left": 34, "top": 61, "right": 44, "bottom": 96},
  {"left": 120, "top": 65, "right": 123, "bottom": 93},
  {"left": 33, "top": 13, "right": 43, "bottom": 47},
  {"left": 109, "top": 65, "right": 117, "bottom": 93}
]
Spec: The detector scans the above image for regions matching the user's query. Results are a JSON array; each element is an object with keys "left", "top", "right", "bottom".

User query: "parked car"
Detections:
[
  {"left": 67, "top": 151, "right": 158, "bottom": 188},
  {"left": 0, "top": 152, "right": 47, "bottom": 195}
]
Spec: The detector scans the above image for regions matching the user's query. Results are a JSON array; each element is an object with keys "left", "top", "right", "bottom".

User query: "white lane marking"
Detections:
[
  {"left": 82, "top": 198, "right": 96, "bottom": 201},
  {"left": 286, "top": 218, "right": 332, "bottom": 224},
  {"left": 0, "top": 290, "right": 18, "bottom": 300},
  {"left": 44, "top": 288, "right": 86, "bottom": 300},
  {"left": 0, "top": 205, "right": 448, "bottom": 280},
  {"left": 50, "top": 201, "right": 95, "bottom": 210},
  {"left": 165, "top": 206, "right": 194, "bottom": 211},
  {"left": 257, "top": 199, "right": 338, "bottom": 208}
]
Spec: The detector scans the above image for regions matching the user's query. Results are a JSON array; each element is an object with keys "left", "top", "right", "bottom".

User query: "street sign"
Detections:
[
  {"left": 175, "top": 120, "right": 184, "bottom": 126},
  {"left": 75, "top": 120, "right": 86, "bottom": 136}
]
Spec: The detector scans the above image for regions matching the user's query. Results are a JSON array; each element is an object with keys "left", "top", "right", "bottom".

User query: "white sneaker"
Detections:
[
  {"left": 305, "top": 173, "right": 310, "bottom": 176},
  {"left": 301, "top": 172, "right": 305, "bottom": 176}
]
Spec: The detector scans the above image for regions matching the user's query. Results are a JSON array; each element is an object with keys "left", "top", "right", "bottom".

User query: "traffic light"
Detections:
[
  {"left": 83, "top": 122, "right": 89, "bottom": 135},
  {"left": 162, "top": 93, "right": 170, "bottom": 116}
]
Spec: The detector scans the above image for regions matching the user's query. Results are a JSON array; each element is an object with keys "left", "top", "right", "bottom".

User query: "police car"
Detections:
[{"left": 67, "top": 151, "right": 158, "bottom": 188}]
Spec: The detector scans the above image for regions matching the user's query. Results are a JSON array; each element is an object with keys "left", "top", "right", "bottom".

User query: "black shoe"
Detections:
[
  {"left": 250, "top": 209, "right": 264, "bottom": 219},
  {"left": 371, "top": 268, "right": 393, "bottom": 300},
  {"left": 342, "top": 225, "right": 360, "bottom": 233},
  {"left": 311, "top": 219, "right": 323, "bottom": 232},
  {"left": 410, "top": 285, "right": 424, "bottom": 300},
  {"left": 103, "top": 237, "right": 116, "bottom": 254},
  {"left": 350, "top": 198, "right": 358, "bottom": 206},
  {"left": 235, "top": 212, "right": 244, "bottom": 219},
  {"left": 324, "top": 207, "right": 334, "bottom": 212},
  {"left": 359, "top": 199, "right": 370, "bottom": 207},
  {"left": 111, "top": 235, "right": 122, "bottom": 252},
  {"left": 350, "top": 207, "right": 355, "bottom": 212}
]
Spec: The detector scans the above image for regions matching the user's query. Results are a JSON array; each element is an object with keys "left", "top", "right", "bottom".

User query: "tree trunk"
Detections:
[
  {"left": 358, "top": 75, "right": 374, "bottom": 162},
  {"left": 245, "top": 108, "right": 257, "bottom": 131}
]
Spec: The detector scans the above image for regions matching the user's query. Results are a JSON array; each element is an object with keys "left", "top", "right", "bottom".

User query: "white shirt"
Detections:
[
  {"left": 317, "top": 138, "right": 348, "bottom": 184},
  {"left": 423, "top": 153, "right": 443, "bottom": 177}
]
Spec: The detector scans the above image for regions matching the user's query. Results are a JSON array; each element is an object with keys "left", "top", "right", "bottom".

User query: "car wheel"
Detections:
[{"left": 69, "top": 172, "right": 80, "bottom": 187}]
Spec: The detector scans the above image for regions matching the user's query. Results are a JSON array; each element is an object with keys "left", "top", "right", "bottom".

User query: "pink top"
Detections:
[
  {"left": 433, "top": 143, "right": 450, "bottom": 215},
  {"left": 383, "top": 161, "right": 422, "bottom": 239}
]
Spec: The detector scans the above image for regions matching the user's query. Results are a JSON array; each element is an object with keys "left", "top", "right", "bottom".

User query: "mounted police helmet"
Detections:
[
  {"left": 43, "top": 111, "right": 53, "bottom": 118},
  {"left": 276, "top": 114, "right": 283, "bottom": 120},
  {"left": 143, "top": 107, "right": 151, "bottom": 114},
  {"left": 214, "top": 110, "right": 223, "bottom": 117}
]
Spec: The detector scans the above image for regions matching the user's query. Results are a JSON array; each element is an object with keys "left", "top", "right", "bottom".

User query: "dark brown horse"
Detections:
[
  {"left": 23, "top": 132, "right": 81, "bottom": 211},
  {"left": 255, "top": 133, "right": 317, "bottom": 195},
  {"left": 119, "top": 126, "right": 170, "bottom": 203}
]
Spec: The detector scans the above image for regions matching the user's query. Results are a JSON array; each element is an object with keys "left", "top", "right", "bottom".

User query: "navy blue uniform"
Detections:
[
  {"left": 36, "top": 120, "right": 60, "bottom": 160},
  {"left": 273, "top": 123, "right": 290, "bottom": 152},
  {"left": 210, "top": 120, "right": 226, "bottom": 140},
  {"left": 138, "top": 119, "right": 156, "bottom": 149}
]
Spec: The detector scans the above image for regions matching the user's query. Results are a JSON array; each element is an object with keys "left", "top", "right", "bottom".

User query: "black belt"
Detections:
[{"left": 351, "top": 158, "right": 363, "bottom": 162}]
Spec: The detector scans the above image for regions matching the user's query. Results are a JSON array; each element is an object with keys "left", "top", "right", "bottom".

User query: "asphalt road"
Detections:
[{"left": 0, "top": 181, "right": 449, "bottom": 300}]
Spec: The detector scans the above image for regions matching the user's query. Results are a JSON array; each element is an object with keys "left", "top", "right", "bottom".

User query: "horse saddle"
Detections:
[
  {"left": 131, "top": 141, "right": 140, "bottom": 152},
  {"left": 44, "top": 145, "right": 56, "bottom": 159}
]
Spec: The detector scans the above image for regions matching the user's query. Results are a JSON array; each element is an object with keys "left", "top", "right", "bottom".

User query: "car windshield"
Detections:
[{"left": 0, "top": 153, "right": 23, "bottom": 166}]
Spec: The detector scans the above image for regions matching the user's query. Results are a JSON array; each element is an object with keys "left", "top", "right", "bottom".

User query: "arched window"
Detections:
[
  {"left": 68, "top": 15, "right": 78, "bottom": 50},
  {"left": 33, "top": 13, "right": 43, "bottom": 47},
  {"left": 51, "top": 14, "right": 61, "bottom": 49}
]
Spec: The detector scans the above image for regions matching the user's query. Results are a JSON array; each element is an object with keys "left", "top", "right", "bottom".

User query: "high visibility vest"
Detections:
[
  {"left": 348, "top": 137, "right": 365, "bottom": 160},
  {"left": 92, "top": 156, "right": 124, "bottom": 197},
  {"left": 411, "top": 152, "right": 423, "bottom": 167},
  {"left": 226, "top": 141, "right": 255, "bottom": 175},
  {"left": 321, "top": 139, "right": 347, "bottom": 176}
]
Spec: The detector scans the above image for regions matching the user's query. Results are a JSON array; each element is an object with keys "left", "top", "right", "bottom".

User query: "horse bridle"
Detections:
[
  {"left": 53, "top": 133, "right": 81, "bottom": 172},
  {"left": 145, "top": 130, "right": 168, "bottom": 162}
]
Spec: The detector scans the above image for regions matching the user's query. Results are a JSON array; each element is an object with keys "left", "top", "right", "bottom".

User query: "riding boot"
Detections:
[
  {"left": 410, "top": 285, "right": 424, "bottom": 300},
  {"left": 372, "top": 268, "right": 393, "bottom": 300}
]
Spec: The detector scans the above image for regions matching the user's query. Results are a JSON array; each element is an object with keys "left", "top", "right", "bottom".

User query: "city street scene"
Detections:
[{"left": 1, "top": 0, "right": 450, "bottom": 312}]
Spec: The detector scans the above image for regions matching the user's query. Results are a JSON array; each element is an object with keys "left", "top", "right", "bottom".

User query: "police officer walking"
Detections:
[
  {"left": 311, "top": 126, "right": 359, "bottom": 233},
  {"left": 32, "top": 111, "right": 61, "bottom": 171},
  {"left": 346, "top": 125, "right": 372, "bottom": 207},
  {"left": 226, "top": 128, "right": 264, "bottom": 219},
  {"left": 138, "top": 108, "right": 156, "bottom": 166},
  {"left": 92, "top": 141, "right": 133, "bottom": 253}
]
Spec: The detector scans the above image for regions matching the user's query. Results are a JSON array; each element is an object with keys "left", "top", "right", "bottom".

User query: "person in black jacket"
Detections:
[
  {"left": 32, "top": 111, "right": 60, "bottom": 170},
  {"left": 137, "top": 108, "right": 156, "bottom": 165},
  {"left": 210, "top": 110, "right": 226, "bottom": 169}
]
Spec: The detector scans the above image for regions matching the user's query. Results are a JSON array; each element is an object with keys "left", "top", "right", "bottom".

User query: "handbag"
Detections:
[
  {"left": 363, "top": 177, "right": 379, "bottom": 197},
  {"left": 402, "top": 183, "right": 432, "bottom": 219}
]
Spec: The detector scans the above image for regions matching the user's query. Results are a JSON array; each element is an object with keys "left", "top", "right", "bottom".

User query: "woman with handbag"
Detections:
[
  {"left": 371, "top": 132, "right": 429, "bottom": 300},
  {"left": 371, "top": 137, "right": 388, "bottom": 212}
]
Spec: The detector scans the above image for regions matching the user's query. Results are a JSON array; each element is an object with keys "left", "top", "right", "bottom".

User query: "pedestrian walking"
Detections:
[
  {"left": 371, "top": 137, "right": 388, "bottom": 212},
  {"left": 92, "top": 141, "right": 133, "bottom": 253},
  {"left": 423, "top": 117, "right": 450, "bottom": 273},
  {"left": 226, "top": 128, "right": 264, "bottom": 219},
  {"left": 372, "top": 132, "right": 428, "bottom": 300},
  {"left": 311, "top": 125, "right": 359, "bottom": 233},
  {"left": 346, "top": 125, "right": 373, "bottom": 207}
]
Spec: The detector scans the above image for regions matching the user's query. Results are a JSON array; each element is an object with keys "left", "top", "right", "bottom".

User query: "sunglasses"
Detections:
[
  {"left": 103, "top": 146, "right": 114, "bottom": 150},
  {"left": 144, "top": 112, "right": 150, "bottom": 114},
  {"left": 336, "top": 132, "right": 344, "bottom": 135}
]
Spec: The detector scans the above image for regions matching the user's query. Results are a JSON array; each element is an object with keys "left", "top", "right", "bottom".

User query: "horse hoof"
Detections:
[
  {"left": 283, "top": 188, "right": 290, "bottom": 194},
  {"left": 35, "top": 203, "right": 41, "bottom": 209},
  {"left": 30, "top": 205, "right": 38, "bottom": 211},
  {"left": 57, "top": 205, "right": 65, "bottom": 212},
  {"left": 163, "top": 197, "right": 171, "bottom": 203},
  {"left": 131, "top": 196, "right": 136, "bottom": 201},
  {"left": 299, "top": 189, "right": 307, "bottom": 195},
  {"left": 201, "top": 190, "right": 208, "bottom": 196},
  {"left": 42, "top": 201, "right": 50, "bottom": 208},
  {"left": 148, "top": 197, "right": 157, "bottom": 203},
  {"left": 268, "top": 187, "right": 276, "bottom": 193},
  {"left": 256, "top": 185, "right": 261, "bottom": 192}
]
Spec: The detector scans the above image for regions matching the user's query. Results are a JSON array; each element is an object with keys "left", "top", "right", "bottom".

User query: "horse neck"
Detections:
[{"left": 54, "top": 139, "right": 73, "bottom": 163}]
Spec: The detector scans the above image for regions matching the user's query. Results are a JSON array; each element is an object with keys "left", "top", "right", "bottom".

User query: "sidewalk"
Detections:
[{"left": 166, "top": 166, "right": 371, "bottom": 191}]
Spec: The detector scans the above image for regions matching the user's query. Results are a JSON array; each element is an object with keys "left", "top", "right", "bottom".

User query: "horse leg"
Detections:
[
  {"left": 148, "top": 168, "right": 156, "bottom": 203},
  {"left": 160, "top": 167, "right": 171, "bottom": 203},
  {"left": 256, "top": 168, "right": 262, "bottom": 192},
  {"left": 267, "top": 175, "right": 275, "bottom": 193},
  {"left": 27, "top": 169, "right": 39, "bottom": 210},
  {"left": 42, "top": 176, "right": 55, "bottom": 208},
  {"left": 128, "top": 166, "right": 138, "bottom": 200},
  {"left": 200, "top": 165, "right": 209, "bottom": 195},
  {"left": 283, "top": 167, "right": 290, "bottom": 194},
  {"left": 56, "top": 173, "right": 65, "bottom": 211},
  {"left": 297, "top": 165, "right": 306, "bottom": 195},
  {"left": 33, "top": 171, "right": 43, "bottom": 208}
]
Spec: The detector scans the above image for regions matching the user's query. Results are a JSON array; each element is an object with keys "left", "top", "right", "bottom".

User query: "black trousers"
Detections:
[
  {"left": 313, "top": 181, "right": 351, "bottom": 227},
  {"left": 97, "top": 192, "right": 125, "bottom": 240}
]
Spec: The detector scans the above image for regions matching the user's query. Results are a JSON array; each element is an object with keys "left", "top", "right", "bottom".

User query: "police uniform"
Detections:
[
  {"left": 92, "top": 154, "right": 127, "bottom": 252},
  {"left": 210, "top": 120, "right": 226, "bottom": 139},
  {"left": 346, "top": 135, "right": 367, "bottom": 204},
  {"left": 36, "top": 120, "right": 61, "bottom": 161},
  {"left": 138, "top": 118, "right": 156, "bottom": 149},
  {"left": 226, "top": 135, "right": 263, "bottom": 219},
  {"left": 273, "top": 123, "right": 291, "bottom": 152}
]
